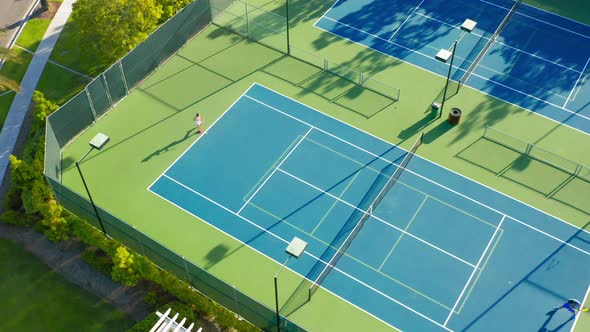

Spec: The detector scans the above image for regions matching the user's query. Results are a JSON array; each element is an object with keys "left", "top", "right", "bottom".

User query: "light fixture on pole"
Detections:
[
  {"left": 274, "top": 237, "right": 308, "bottom": 332},
  {"left": 434, "top": 19, "right": 477, "bottom": 119},
  {"left": 76, "top": 132, "right": 110, "bottom": 237}
]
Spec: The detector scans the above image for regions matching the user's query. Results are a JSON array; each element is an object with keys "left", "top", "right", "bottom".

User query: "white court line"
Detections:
[
  {"left": 388, "top": 0, "right": 425, "bottom": 41},
  {"left": 147, "top": 86, "right": 254, "bottom": 190},
  {"left": 564, "top": 55, "right": 590, "bottom": 107},
  {"left": 311, "top": 0, "right": 342, "bottom": 28},
  {"left": 158, "top": 173, "right": 450, "bottom": 331},
  {"left": 237, "top": 127, "right": 312, "bottom": 214},
  {"left": 311, "top": 22, "right": 589, "bottom": 137},
  {"left": 468, "top": 70, "right": 585, "bottom": 118},
  {"left": 148, "top": 185, "right": 407, "bottom": 332},
  {"left": 245, "top": 86, "right": 590, "bottom": 255},
  {"left": 571, "top": 283, "right": 590, "bottom": 331},
  {"left": 478, "top": 0, "right": 590, "bottom": 40},
  {"left": 320, "top": 16, "right": 437, "bottom": 61},
  {"left": 250, "top": 84, "right": 590, "bottom": 235},
  {"left": 443, "top": 215, "right": 507, "bottom": 327},
  {"left": 319, "top": 15, "right": 590, "bottom": 122},
  {"left": 276, "top": 167, "right": 478, "bottom": 269},
  {"left": 413, "top": 11, "right": 583, "bottom": 74}
]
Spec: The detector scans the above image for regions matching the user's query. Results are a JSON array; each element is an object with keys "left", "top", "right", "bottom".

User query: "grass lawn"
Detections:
[
  {"left": 0, "top": 239, "right": 133, "bottom": 331},
  {"left": 37, "top": 62, "right": 91, "bottom": 105},
  {"left": 0, "top": 92, "right": 16, "bottom": 129},
  {"left": 15, "top": 18, "right": 51, "bottom": 52},
  {"left": 0, "top": 49, "right": 33, "bottom": 128},
  {"left": 50, "top": 17, "right": 109, "bottom": 78}
]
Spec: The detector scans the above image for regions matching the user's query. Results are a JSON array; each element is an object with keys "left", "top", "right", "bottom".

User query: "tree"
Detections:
[
  {"left": 72, "top": 0, "right": 162, "bottom": 64},
  {"left": 0, "top": 47, "right": 21, "bottom": 92},
  {"left": 40, "top": 0, "right": 49, "bottom": 11},
  {"left": 156, "top": 0, "right": 191, "bottom": 23}
]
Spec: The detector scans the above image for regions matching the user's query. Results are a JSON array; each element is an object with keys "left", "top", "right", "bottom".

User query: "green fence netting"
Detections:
[
  {"left": 121, "top": 0, "right": 211, "bottom": 90},
  {"left": 48, "top": 92, "right": 95, "bottom": 147}
]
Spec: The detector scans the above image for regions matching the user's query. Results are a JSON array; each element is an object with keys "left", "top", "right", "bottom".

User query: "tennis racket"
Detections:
[{"left": 582, "top": 307, "right": 590, "bottom": 312}]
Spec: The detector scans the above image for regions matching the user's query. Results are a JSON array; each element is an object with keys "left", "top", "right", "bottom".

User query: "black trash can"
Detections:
[{"left": 448, "top": 108, "right": 462, "bottom": 125}]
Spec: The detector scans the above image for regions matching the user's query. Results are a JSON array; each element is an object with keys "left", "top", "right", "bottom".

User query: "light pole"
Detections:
[
  {"left": 285, "top": 0, "right": 290, "bottom": 54},
  {"left": 274, "top": 237, "right": 308, "bottom": 332},
  {"left": 76, "top": 133, "right": 110, "bottom": 237},
  {"left": 434, "top": 19, "right": 477, "bottom": 119}
]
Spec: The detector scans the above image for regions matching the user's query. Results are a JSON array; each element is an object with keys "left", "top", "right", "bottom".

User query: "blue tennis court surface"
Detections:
[
  {"left": 149, "top": 83, "right": 590, "bottom": 331},
  {"left": 315, "top": 0, "right": 590, "bottom": 134}
]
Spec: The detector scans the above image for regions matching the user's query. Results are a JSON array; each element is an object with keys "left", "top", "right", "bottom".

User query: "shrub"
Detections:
[
  {"left": 81, "top": 246, "right": 113, "bottom": 276},
  {"left": 112, "top": 246, "right": 141, "bottom": 286}
]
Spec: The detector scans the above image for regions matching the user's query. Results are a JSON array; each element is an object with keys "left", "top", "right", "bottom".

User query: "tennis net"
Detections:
[
  {"left": 308, "top": 133, "right": 424, "bottom": 298},
  {"left": 460, "top": 0, "right": 522, "bottom": 85}
]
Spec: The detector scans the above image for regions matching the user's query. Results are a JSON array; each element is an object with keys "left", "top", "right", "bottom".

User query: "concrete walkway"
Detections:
[
  {"left": 0, "top": 0, "right": 38, "bottom": 49},
  {"left": 0, "top": 0, "right": 76, "bottom": 198}
]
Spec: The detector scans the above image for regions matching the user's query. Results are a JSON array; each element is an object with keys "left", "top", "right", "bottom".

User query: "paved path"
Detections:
[
  {"left": 0, "top": 0, "right": 75, "bottom": 199},
  {"left": 0, "top": 0, "right": 37, "bottom": 49}
]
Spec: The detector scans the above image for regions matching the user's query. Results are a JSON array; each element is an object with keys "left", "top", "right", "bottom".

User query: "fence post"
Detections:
[
  {"left": 118, "top": 61, "right": 130, "bottom": 95},
  {"left": 525, "top": 143, "right": 532, "bottom": 155},
  {"left": 85, "top": 87, "right": 98, "bottom": 121},
  {"left": 574, "top": 163, "right": 582, "bottom": 176},
  {"left": 101, "top": 73, "right": 114, "bottom": 107},
  {"left": 232, "top": 285, "right": 243, "bottom": 320},
  {"left": 182, "top": 256, "right": 193, "bottom": 284},
  {"left": 245, "top": 2, "right": 250, "bottom": 39},
  {"left": 132, "top": 226, "right": 146, "bottom": 256}
]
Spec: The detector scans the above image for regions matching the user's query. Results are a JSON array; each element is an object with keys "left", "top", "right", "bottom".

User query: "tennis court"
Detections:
[
  {"left": 148, "top": 83, "right": 590, "bottom": 332},
  {"left": 314, "top": 0, "right": 590, "bottom": 134}
]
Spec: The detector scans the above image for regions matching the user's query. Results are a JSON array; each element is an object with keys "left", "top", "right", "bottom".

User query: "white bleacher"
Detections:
[{"left": 150, "top": 308, "right": 201, "bottom": 332}]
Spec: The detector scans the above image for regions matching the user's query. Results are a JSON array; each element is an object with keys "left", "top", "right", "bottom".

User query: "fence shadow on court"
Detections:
[
  {"left": 456, "top": 134, "right": 590, "bottom": 215},
  {"left": 246, "top": 146, "right": 405, "bottom": 317}
]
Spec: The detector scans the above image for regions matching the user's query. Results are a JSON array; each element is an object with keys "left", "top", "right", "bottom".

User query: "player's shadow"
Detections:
[
  {"left": 537, "top": 308, "right": 574, "bottom": 332},
  {"left": 141, "top": 128, "right": 198, "bottom": 162}
]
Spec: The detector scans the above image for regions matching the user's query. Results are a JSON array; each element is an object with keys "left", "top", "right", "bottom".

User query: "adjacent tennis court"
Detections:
[
  {"left": 315, "top": 0, "right": 590, "bottom": 134},
  {"left": 148, "top": 84, "right": 590, "bottom": 332}
]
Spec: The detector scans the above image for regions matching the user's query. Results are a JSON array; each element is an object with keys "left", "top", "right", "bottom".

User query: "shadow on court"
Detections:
[
  {"left": 456, "top": 135, "right": 590, "bottom": 215},
  {"left": 460, "top": 220, "right": 590, "bottom": 331},
  {"left": 142, "top": 129, "right": 199, "bottom": 162}
]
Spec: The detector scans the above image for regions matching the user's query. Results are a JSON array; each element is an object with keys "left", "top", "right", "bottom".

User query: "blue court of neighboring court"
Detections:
[
  {"left": 149, "top": 83, "right": 590, "bottom": 332},
  {"left": 315, "top": 0, "right": 590, "bottom": 134}
]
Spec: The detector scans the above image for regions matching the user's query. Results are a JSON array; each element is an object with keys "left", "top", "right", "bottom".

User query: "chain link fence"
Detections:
[{"left": 44, "top": 1, "right": 307, "bottom": 331}]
